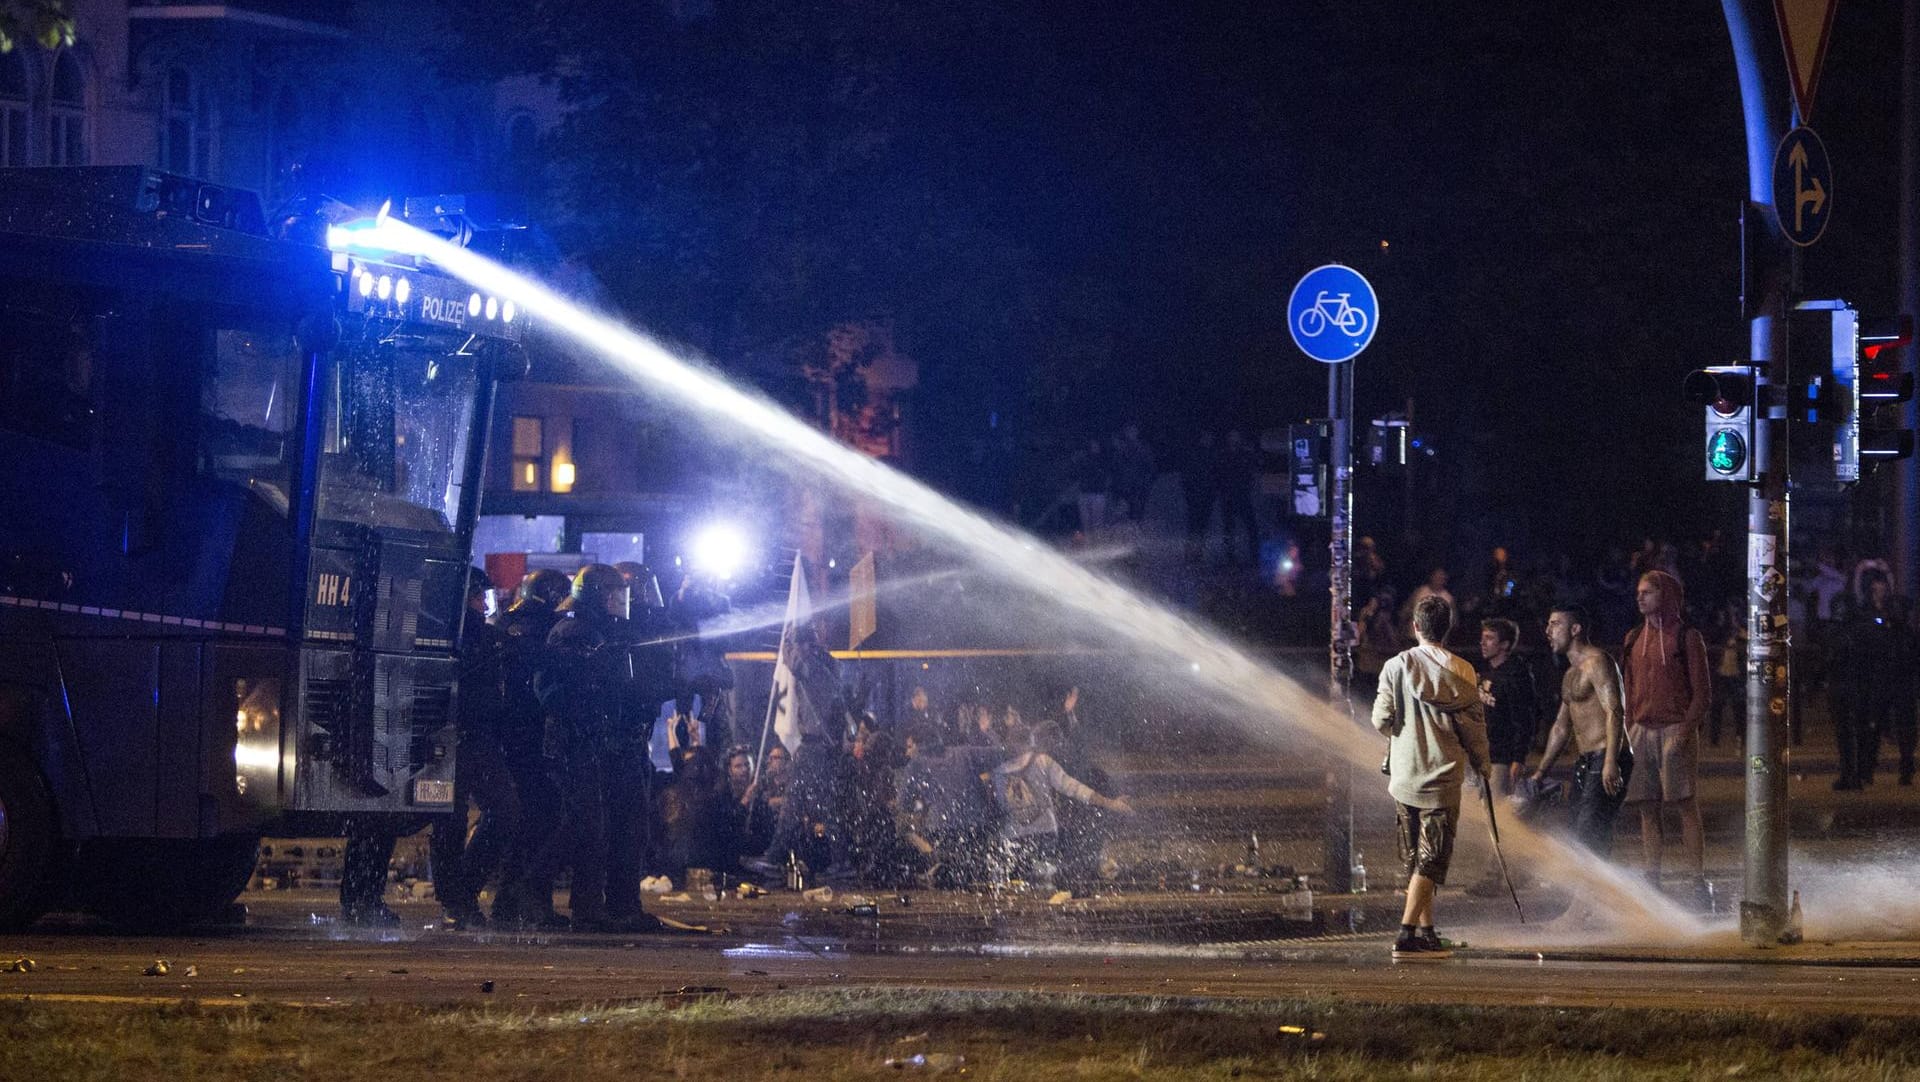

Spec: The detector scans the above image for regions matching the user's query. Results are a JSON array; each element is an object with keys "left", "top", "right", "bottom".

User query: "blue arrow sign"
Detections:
[
  {"left": 1772, "top": 126, "right": 1831, "bottom": 247},
  {"left": 1288, "top": 264, "right": 1378, "bottom": 363}
]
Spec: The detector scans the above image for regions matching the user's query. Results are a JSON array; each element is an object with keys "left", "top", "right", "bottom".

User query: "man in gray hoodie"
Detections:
[{"left": 1373, "top": 595, "right": 1491, "bottom": 960}]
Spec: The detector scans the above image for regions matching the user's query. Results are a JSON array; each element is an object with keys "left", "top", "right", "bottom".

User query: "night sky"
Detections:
[{"left": 469, "top": 0, "right": 1909, "bottom": 569}]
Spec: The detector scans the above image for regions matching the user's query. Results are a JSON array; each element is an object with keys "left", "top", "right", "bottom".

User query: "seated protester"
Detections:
[
  {"left": 733, "top": 743, "right": 791, "bottom": 867},
  {"left": 723, "top": 746, "right": 767, "bottom": 862},
  {"left": 991, "top": 722, "right": 1133, "bottom": 888},
  {"left": 657, "top": 745, "right": 731, "bottom": 885},
  {"left": 963, "top": 703, "right": 1003, "bottom": 748},
  {"left": 1034, "top": 685, "right": 1121, "bottom": 890},
  {"left": 845, "top": 722, "right": 912, "bottom": 885},
  {"left": 899, "top": 727, "right": 1003, "bottom": 887}
]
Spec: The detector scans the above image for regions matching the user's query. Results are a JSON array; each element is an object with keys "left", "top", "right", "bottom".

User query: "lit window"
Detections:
[{"left": 510, "top": 415, "right": 542, "bottom": 492}]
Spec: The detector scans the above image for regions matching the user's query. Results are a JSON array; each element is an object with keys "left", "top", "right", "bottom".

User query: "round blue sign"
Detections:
[
  {"left": 1288, "top": 264, "right": 1379, "bottom": 363},
  {"left": 1771, "top": 126, "right": 1832, "bottom": 248}
]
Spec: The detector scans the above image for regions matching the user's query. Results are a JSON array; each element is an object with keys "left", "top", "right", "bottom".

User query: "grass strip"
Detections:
[{"left": 5, "top": 987, "right": 1920, "bottom": 1080}]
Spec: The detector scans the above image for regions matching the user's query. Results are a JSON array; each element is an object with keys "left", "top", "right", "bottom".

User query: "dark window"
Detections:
[
  {"left": 48, "top": 52, "right": 85, "bottom": 166},
  {"left": 0, "top": 297, "right": 99, "bottom": 451},
  {"left": 162, "top": 66, "right": 199, "bottom": 175},
  {"left": 0, "top": 52, "right": 28, "bottom": 167}
]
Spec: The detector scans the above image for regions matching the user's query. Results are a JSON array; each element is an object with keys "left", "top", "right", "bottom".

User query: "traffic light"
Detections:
[
  {"left": 1683, "top": 365, "right": 1757, "bottom": 482},
  {"left": 1367, "top": 417, "right": 1408, "bottom": 468},
  {"left": 1857, "top": 314, "right": 1915, "bottom": 465},
  {"left": 1786, "top": 301, "right": 1857, "bottom": 490}
]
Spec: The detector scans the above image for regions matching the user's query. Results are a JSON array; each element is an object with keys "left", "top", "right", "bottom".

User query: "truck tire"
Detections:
[
  {"left": 80, "top": 833, "right": 261, "bottom": 931},
  {"left": 0, "top": 746, "right": 58, "bottom": 931}
]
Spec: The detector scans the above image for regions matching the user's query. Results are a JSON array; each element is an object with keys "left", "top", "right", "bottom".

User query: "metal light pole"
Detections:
[
  {"left": 1722, "top": 0, "right": 1795, "bottom": 946},
  {"left": 1324, "top": 358, "right": 1355, "bottom": 894},
  {"left": 1896, "top": 0, "right": 1920, "bottom": 586}
]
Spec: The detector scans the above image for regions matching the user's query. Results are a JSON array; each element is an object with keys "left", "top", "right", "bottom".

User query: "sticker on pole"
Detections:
[{"left": 1289, "top": 264, "right": 1378, "bottom": 363}]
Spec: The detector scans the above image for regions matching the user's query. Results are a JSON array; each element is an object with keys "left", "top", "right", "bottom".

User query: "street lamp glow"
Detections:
[{"left": 690, "top": 523, "right": 751, "bottom": 580}]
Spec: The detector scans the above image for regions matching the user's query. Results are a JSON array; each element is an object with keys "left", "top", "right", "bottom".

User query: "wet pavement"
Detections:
[{"left": 5, "top": 906, "right": 1920, "bottom": 1017}]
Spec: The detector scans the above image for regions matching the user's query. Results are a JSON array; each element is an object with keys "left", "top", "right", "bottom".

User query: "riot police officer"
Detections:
[
  {"left": 429, "top": 571, "right": 520, "bottom": 929},
  {"left": 606, "top": 562, "right": 673, "bottom": 924},
  {"left": 490, "top": 568, "right": 571, "bottom": 927},
  {"left": 531, "top": 564, "right": 660, "bottom": 932}
]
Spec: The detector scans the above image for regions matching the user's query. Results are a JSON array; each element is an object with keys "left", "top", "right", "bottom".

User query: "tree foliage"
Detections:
[{"left": 0, "top": 0, "right": 71, "bottom": 53}]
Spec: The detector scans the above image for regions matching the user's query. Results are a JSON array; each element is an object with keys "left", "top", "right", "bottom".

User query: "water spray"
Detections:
[{"left": 339, "top": 216, "right": 1703, "bottom": 943}]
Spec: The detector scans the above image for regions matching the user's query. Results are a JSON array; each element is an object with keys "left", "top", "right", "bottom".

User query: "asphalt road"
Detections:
[{"left": 5, "top": 915, "right": 1920, "bottom": 1018}]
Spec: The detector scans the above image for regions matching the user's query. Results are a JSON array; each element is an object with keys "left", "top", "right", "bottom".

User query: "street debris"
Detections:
[
  {"left": 1276, "top": 1024, "right": 1326, "bottom": 1043},
  {"left": 883, "top": 1052, "right": 967, "bottom": 1072},
  {"left": 736, "top": 882, "right": 769, "bottom": 899},
  {"left": 142, "top": 960, "right": 170, "bottom": 977},
  {"left": 0, "top": 958, "right": 36, "bottom": 973},
  {"left": 801, "top": 887, "right": 834, "bottom": 903},
  {"left": 480, "top": 980, "right": 495, "bottom": 994},
  {"left": 661, "top": 985, "right": 731, "bottom": 1008}
]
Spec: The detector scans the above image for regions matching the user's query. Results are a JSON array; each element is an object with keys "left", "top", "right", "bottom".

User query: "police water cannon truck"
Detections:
[{"left": 0, "top": 167, "right": 521, "bottom": 929}]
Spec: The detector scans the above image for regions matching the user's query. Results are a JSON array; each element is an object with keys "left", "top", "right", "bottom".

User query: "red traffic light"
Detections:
[
  {"left": 1861, "top": 315, "right": 1914, "bottom": 361},
  {"left": 1683, "top": 367, "right": 1756, "bottom": 417}
]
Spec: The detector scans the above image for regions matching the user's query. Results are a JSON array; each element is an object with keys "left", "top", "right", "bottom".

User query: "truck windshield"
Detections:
[{"left": 318, "top": 340, "right": 480, "bottom": 540}]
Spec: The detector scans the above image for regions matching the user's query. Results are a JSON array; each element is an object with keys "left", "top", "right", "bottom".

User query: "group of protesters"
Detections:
[
  {"left": 735, "top": 668, "right": 1135, "bottom": 893},
  {"left": 1371, "top": 552, "right": 1919, "bottom": 961}
]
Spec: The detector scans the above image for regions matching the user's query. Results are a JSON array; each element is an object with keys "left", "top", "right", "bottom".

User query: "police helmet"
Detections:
[
  {"left": 611, "top": 561, "right": 666, "bottom": 612},
  {"left": 516, "top": 568, "right": 571, "bottom": 609},
  {"left": 571, "top": 563, "right": 631, "bottom": 619}
]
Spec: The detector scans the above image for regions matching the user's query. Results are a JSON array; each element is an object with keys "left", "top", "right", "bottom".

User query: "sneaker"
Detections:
[
  {"left": 1416, "top": 929, "right": 1454, "bottom": 957},
  {"left": 1390, "top": 932, "right": 1436, "bottom": 959}
]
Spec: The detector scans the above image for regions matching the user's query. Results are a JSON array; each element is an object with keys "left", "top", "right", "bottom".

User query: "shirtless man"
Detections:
[{"left": 1531, "top": 604, "right": 1633, "bottom": 855}]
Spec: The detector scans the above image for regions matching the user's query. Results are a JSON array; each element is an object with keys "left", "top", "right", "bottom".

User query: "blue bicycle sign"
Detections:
[{"left": 1288, "top": 264, "right": 1379, "bottom": 363}]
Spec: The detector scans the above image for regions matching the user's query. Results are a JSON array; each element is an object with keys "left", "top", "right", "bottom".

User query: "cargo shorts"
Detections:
[
  {"left": 1395, "top": 803, "right": 1459, "bottom": 885},
  {"left": 1624, "top": 722, "right": 1697, "bottom": 804}
]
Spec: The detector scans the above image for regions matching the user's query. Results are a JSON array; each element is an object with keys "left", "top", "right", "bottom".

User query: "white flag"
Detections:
[{"left": 768, "top": 553, "right": 813, "bottom": 754}]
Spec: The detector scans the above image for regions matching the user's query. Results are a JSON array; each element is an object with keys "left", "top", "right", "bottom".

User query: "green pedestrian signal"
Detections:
[
  {"left": 1684, "top": 365, "right": 1757, "bottom": 482},
  {"left": 1707, "top": 428, "right": 1747, "bottom": 475}
]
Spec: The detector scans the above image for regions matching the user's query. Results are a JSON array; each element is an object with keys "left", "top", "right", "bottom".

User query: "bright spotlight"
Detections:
[
  {"left": 356, "top": 269, "right": 373, "bottom": 297},
  {"left": 485, "top": 296, "right": 499, "bottom": 321},
  {"left": 326, "top": 217, "right": 400, "bottom": 257},
  {"left": 689, "top": 523, "right": 751, "bottom": 580},
  {"left": 468, "top": 292, "right": 482, "bottom": 317},
  {"left": 395, "top": 276, "right": 412, "bottom": 304},
  {"left": 502, "top": 300, "right": 517, "bottom": 324},
  {"left": 376, "top": 274, "right": 393, "bottom": 300}
]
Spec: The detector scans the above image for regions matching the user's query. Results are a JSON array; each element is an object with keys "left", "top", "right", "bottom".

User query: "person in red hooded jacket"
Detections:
[{"left": 1622, "top": 569, "right": 1712, "bottom": 903}]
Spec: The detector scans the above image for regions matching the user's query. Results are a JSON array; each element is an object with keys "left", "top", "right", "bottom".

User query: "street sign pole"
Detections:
[
  {"left": 1324, "top": 357, "right": 1355, "bottom": 894},
  {"left": 1288, "top": 263, "right": 1377, "bottom": 898},
  {"left": 1726, "top": 0, "right": 1796, "bottom": 946}
]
